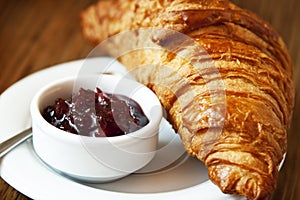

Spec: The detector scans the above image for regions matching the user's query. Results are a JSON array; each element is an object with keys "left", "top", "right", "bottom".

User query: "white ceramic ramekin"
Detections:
[{"left": 30, "top": 74, "right": 162, "bottom": 183}]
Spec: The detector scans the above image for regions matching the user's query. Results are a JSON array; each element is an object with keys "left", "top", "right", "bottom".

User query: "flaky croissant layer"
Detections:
[{"left": 80, "top": 0, "right": 294, "bottom": 199}]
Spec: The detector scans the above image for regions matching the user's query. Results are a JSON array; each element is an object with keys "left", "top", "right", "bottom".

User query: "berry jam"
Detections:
[{"left": 42, "top": 88, "right": 149, "bottom": 137}]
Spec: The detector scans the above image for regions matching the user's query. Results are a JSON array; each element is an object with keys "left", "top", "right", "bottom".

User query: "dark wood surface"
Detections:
[{"left": 0, "top": 0, "right": 299, "bottom": 199}]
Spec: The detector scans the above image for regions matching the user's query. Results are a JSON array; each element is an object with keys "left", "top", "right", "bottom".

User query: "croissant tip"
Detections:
[{"left": 208, "top": 164, "right": 275, "bottom": 200}]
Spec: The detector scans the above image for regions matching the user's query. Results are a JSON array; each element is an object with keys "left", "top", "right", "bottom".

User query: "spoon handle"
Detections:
[{"left": 0, "top": 128, "right": 32, "bottom": 158}]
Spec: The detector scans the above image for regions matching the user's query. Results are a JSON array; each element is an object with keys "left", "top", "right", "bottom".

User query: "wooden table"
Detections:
[{"left": 0, "top": 0, "right": 299, "bottom": 199}]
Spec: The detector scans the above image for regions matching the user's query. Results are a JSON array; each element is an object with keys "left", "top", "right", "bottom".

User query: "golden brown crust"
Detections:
[{"left": 81, "top": 0, "right": 294, "bottom": 199}]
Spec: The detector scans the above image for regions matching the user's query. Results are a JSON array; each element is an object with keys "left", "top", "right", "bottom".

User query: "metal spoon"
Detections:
[{"left": 0, "top": 128, "right": 32, "bottom": 158}]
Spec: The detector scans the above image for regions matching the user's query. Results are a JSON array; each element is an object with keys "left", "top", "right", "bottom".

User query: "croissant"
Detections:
[{"left": 80, "top": 0, "right": 294, "bottom": 199}]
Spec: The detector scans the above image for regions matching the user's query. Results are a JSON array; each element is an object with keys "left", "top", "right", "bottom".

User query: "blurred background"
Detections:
[{"left": 0, "top": 0, "right": 299, "bottom": 199}]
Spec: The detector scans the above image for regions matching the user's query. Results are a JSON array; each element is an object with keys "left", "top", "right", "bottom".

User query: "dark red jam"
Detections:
[{"left": 42, "top": 88, "right": 149, "bottom": 137}]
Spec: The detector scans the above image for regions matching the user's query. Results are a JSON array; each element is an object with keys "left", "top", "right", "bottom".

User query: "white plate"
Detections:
[{"left": 0, "top": 58, "right": 243, "bottom": 200}]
